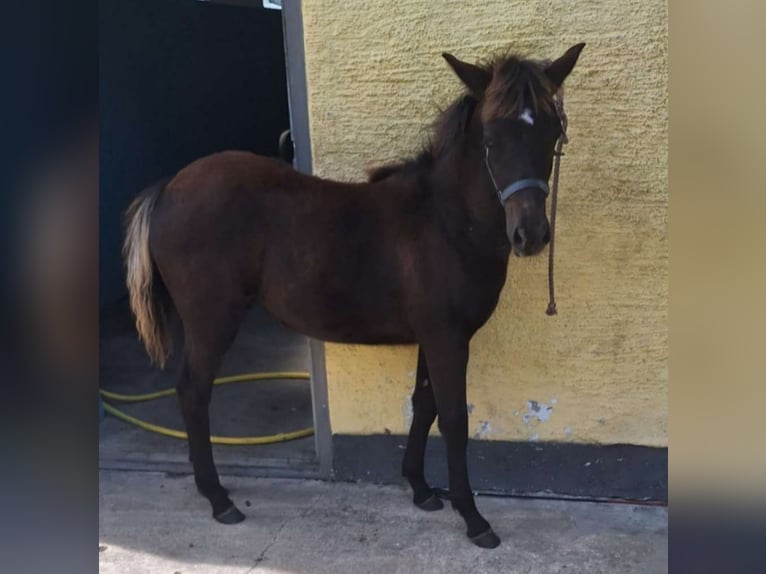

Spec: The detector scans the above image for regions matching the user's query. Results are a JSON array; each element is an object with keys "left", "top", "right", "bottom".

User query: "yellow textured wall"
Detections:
[{"left": 302, "top": 0, "right": 667, "bottom": 446}]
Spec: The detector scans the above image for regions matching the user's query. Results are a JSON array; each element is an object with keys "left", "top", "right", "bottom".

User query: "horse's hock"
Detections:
[{"left": 302, "top": 0, "right": 667, "bottom": 496}]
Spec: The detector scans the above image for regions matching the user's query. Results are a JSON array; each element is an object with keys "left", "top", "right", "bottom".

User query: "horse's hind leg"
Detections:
[
  {"left": 402, "top": 347, "right": 444, "bottom": 511},
  {"left": 175, "top": 290, "right": 248, "bottom": 524}
]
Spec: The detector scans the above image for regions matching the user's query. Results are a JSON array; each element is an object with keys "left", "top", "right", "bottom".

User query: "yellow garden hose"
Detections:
[{"left": 99, "top": 371, "right": 314, "bottom": 445}]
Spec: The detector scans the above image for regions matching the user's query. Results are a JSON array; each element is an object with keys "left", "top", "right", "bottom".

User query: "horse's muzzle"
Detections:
[{"left": 510, "top": 221, "right": 550, "bottom": 257}]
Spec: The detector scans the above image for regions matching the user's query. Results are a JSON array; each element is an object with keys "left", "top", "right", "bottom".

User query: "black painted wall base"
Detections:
[{"left": 332, "top": 434, "right": 667, "bottom": 503}]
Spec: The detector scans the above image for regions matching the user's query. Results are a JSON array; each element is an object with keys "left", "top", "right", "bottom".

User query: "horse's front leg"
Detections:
[{"left": 422, "top": 334, "right": 500, "bottom": 549}]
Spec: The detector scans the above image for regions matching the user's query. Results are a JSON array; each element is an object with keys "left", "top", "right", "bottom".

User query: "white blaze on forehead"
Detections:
[{"left": 519, "top": 107, "right": 534, "bottom": 125}]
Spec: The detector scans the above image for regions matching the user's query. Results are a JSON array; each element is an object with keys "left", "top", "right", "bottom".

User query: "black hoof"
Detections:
[
  {"left": 214, "top": 504, "right": 245, "bottom": 525},
  {"left": 414, "top": 494, "right": 444, "bottom": 512},
  {"left": 469, "top": 529, "right": 501, "bottom": 549}
]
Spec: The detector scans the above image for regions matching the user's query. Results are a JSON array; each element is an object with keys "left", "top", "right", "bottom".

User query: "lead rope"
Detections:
[{"left": 547, "top": 88, "right": 568, "bottom": 316}]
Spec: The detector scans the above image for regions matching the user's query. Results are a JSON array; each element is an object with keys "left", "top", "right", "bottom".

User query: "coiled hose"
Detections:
[{"left": 99, "top": 371, "right": 314, "bottom": 445}]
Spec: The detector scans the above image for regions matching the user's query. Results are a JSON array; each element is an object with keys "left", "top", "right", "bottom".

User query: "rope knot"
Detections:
[{"left": 546, "top": 301, "right": 557, "bottom": 316}]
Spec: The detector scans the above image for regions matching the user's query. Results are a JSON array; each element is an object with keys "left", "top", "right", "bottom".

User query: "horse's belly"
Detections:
[
  {"left": 259, "top": 284, "right": 415, "bottom": 345},
  {"left": 264, "top": 304, "right": 417, "bottom": 345},
  {"left": 255, "top": 219, "right": 416, "bottom": 343},
  {"left": 298, "top": 325, "right": 417, "bottom": 345}
]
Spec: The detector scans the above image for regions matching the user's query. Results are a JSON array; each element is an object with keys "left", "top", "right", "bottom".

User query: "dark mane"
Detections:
[{"left": 368, "top": 52, "right": 555, "bottom": 183}]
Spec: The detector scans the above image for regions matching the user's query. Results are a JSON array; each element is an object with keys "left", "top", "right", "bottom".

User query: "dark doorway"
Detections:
[
  {"left": 99, "top": 0, "right": 317, "bottom": 475},
  {"left": 99, "top": 0, "right": 290, "bottom": 304}
]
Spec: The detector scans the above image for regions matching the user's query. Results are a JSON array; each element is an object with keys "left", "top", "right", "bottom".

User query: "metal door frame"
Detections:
[{"left": 282, "top": 0, "right": 333, "bottom": 479}]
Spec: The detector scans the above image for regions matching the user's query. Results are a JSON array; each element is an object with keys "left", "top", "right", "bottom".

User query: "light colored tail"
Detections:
[{"left": 123, "top": 179, "right": 172, "bottom": 367}]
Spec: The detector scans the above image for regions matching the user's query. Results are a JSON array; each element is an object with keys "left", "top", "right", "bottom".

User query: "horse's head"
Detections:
[{"left": 442, "top": 44, "right": 584, "bottom": 256}]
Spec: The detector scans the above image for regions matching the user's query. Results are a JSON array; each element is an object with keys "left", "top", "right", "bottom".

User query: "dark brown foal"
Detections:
[{"left": 123, "top": 43, "right": 584, "bottom": 548}]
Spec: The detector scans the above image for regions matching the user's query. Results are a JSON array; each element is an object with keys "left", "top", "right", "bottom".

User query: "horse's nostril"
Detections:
[{"left": 513, "top": 228, "right": 524, "bottom": 247}]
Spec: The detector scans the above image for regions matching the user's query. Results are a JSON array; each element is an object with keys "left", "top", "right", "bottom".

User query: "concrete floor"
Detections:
[
  {"left": 99, "top": 303, "right": 317, "bottom": 469},
  {"left": 99, "top": 470, "right": 668, "bottom": 574}
]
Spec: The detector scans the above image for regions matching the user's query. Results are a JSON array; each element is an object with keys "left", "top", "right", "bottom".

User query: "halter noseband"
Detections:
[{"left": 483, "top": 145, "right": 550, "bottom": 205}]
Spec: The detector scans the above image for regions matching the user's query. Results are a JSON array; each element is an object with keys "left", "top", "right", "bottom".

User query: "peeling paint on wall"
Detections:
[
  {"left": 474, "top": 421, "right": 492, "bottom": 439},
  {"left": 522, "top": 400, "right": 554, "bottom": 425}
]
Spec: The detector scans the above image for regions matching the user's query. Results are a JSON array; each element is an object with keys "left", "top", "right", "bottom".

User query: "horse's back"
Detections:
[
  {"left": 168, "top": 150, "right": 310, "bottom": 195},
  {"left": 151, "top": 150, "right": 312, "bottom": 243}
]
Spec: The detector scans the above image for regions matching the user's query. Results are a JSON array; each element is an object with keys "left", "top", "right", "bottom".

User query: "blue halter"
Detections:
[{"left": 484, "top": 146, "right": 550, "bottom": 204}]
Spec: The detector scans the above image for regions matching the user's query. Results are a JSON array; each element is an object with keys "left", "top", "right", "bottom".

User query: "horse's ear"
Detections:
[
  {"left": 442, "top": 53, "right": 491, "bottom": 96},
  {"left": 544, "top": 43, "right": 585, "bottom": 88}
]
